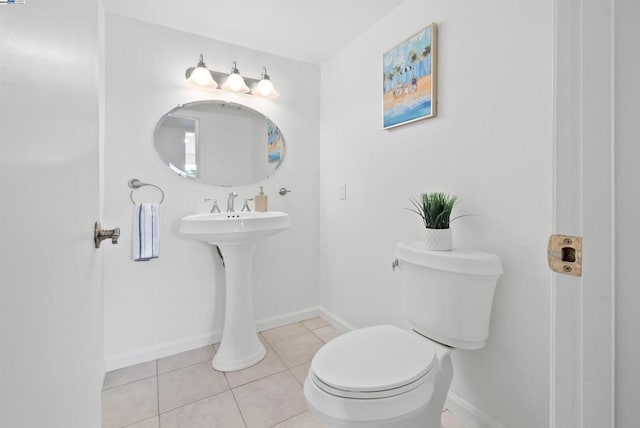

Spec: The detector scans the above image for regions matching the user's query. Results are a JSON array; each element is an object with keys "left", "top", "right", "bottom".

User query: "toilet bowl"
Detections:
[
  {"left": 304, "top": 325, "right": 453, "bottom": 428},
  {"left": 304, "top": 241, "right": 502, "bottom": 427}
]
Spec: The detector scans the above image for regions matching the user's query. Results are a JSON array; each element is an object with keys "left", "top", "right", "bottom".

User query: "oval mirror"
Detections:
[{"left": 154, "top": 100, "right": 285, "bottom": 186}]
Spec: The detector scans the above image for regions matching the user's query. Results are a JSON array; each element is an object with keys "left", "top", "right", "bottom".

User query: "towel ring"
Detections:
[{"left": 128, "top": 178, "right": 165, "bottom": 205}]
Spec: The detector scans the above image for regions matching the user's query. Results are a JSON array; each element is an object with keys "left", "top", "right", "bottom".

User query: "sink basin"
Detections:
[
  {"left": 179, "top": 211, "right": 290, "bottom": 244},
  {"left": 179, "top": 211, "right": 290, "bottom": 372}
]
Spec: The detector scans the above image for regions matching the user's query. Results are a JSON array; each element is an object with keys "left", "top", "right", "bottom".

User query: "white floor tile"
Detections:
[
  {"left": 233, "top": 370, "right": 307, "bottom": 428},
  {"left": 158, "top": 361, "right": 229, "bottom": 413}
]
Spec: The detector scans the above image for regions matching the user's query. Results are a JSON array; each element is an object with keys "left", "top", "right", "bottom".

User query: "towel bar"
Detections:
[{"left": 128, "top": 178, "right": 165, "bottom": 204}]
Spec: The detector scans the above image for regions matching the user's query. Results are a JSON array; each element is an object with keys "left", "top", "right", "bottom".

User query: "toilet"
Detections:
[{"left": 304, "top": 240, "right": 503, "bottom": 428}]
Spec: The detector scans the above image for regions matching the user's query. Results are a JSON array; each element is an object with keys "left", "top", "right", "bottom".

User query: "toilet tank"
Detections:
[{"left": 395, "top": 240, "right": 503, "bottom": 350}]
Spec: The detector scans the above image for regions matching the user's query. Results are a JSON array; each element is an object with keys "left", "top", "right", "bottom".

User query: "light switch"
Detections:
[{"left": 339, "top": 183, "right": 347, "bottom": 200}]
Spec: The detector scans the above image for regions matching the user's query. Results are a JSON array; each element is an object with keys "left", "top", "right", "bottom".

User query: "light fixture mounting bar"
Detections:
[
  {"left": 184, "top": 69, "right": 260, "bottom": 87},
  {"left": 213, "top": 70, "right": 259, "bottom": 87}
]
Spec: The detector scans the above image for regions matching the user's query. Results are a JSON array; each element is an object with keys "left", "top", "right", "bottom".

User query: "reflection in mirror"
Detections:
[{"left": 154, "top": 101, "right": 285, "bottom": 186}]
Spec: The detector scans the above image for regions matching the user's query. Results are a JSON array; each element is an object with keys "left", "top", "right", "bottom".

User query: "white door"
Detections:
[
  {"left": 552, "top": 0, "right": 615, "bottom": 427},
  {"left": 0, "top": 2, "right": 103, "bottom": 427}
]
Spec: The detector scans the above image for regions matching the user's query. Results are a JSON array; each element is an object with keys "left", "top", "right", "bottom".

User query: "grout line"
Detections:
[
  {"left": 158, "top": 387, "right": 232, "bottom": 416},
  {"left": 107, "top": 345, "right": 218, "bottom": 390},
  {"left": 102, "top": 372, "right": 158, "bottom": 392},
  {"left": 288, "top": 367, "right": 308, "bottom": 387},
  {"left": 230, "top": 369, "right": 291, "bottom": 392},
  {"left": 227, "top": 366, "right": 289, "bottom": 389},
  {"left": 156, "top": 345, "right": 217, "bottom": 376},
  {"left": 263, "top": 330, "right": 310, "bottom": 344},
  {"left": 265, "top": 339, "right": 286, "bottom": 359},
  {"left": 268, "top": 408, "right": 309, "bottom": 427},
  {"left": 289, "top": 367, "right": 307, "bottom": 388},
  {"left": 310, "top": 330, "right": 325, "bottom": 343},
  {"left": 122, "top": 415, "right": 160, "bottom": 428},
  {"left": 117, "top": 376, "right": 159, "bottom": 428},
  {"left": 155, "top": 360, "right": 160, "bottom": 420},
  {"left": 301, "top": 319, "right": 331, "bottom": 332},
  {"left": 157, "top": 358, "right": 214, "bottom": 377},
  {"left": 230, "top": 387, "right": 249, "bottom": 428}
]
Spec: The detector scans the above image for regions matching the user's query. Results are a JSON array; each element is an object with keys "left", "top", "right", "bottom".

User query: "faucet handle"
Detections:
[
  {"left": 204, "top": 198, "right": 221, "bottom": 213},
  {"left": 241, "top": 198, "right": 253, "bottom": 212}
]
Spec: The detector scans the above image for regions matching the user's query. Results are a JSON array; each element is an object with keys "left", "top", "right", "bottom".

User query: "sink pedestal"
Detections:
[
  {"left": 213, "top": 242, "right": 266, "bottom": 372},
  {"left": 178, "top": 211, "right": 290, "bottom": 372}
]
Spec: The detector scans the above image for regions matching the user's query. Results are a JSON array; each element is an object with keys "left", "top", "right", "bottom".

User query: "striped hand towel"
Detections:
[{"left": 133, "top": 203, "right": 159, "bottom": 261}]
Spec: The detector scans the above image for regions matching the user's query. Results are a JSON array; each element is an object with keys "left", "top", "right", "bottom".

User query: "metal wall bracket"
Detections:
[{"left": 548, "top": 234, "right": 582, "bottom": 276}]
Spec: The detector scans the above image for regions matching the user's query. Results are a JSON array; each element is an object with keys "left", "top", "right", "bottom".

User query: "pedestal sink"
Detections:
[{"left": 179, "top": 211, "right": 290, "bottom": 371}]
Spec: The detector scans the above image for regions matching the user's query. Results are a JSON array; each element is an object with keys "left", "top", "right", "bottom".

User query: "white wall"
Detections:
[
  {"left": 615, "top": 0, "right": 640, "bottom": 426},
  {"left": 103, "top": 14, "right": 320, "bottom": 369},
  {"left": 319, "top": 1, "right": 553, "bottom": 427}
]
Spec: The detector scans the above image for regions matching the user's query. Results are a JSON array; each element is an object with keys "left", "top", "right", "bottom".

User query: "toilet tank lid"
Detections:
[{"left": 396, "top": 240, "right": 503, "bottom": 276}]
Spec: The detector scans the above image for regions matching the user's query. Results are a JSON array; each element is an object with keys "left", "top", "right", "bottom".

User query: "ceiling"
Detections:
[{"left": 103, "top": 0, "right": 403, "bottom": 64}]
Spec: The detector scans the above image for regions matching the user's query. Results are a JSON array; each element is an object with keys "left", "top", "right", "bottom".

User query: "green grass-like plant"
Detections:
[{"left": 408, "top": 192, "right": 458, "bottom": 229}]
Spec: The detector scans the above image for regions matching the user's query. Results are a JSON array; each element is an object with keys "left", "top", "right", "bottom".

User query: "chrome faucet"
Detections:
[{"left": 226, "top": 192, "right": 238, "bottom": 212}]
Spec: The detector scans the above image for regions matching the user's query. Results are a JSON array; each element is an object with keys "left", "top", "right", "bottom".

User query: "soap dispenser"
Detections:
[{"left": 255, "top": 186, "right": 268, "bottom": 212}]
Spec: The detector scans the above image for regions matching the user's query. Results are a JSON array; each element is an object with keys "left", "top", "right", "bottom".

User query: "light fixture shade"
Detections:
[
  {"left": 221, "top": 73, "right": 250, "bottom": 93},
  {"left": 252, "top": 67, "right": 279, "bottom": 98},
  {"left": 254, "top": 78, "right": 279, "bottom": 98},
  {"left": 221, "top": 61, "right": 250, "bottom": 93},
  {"left": 188, "top": 67, "right": 217, "bottom": 88},
  {"left": 186, "top": 54, "right": 217, "bottom": 88}
]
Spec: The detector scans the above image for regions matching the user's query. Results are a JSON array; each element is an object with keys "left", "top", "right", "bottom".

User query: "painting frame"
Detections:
[{"left": 382, "top": 23, "right": 438, "bottom": 129}]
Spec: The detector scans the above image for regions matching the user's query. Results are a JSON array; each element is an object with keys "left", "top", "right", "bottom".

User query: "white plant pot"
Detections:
[{"left": 424, "top": 228, "right": 452, "bottom": 251}]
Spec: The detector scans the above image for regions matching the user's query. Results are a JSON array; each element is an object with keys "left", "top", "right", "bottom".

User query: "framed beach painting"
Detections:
[{"left": 383, "top": 23, "right": 438, "bottom": 129}]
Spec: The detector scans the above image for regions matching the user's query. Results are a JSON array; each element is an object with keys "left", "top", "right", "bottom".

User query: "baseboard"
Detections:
[
  {"left": 104, "top": 306, "right": 322, "bottom": 371},
  {"left": 255, "top": 306, "right": 321, "bottom": 332},
  {"left": 317, "top": 305, "right": 356, "bottom": 332},
  {"left": 104, "top": 331, "right": 223, "bottom": 371},
  {"left": 445, "top": 391, "right": 507, "bottom": 428}
]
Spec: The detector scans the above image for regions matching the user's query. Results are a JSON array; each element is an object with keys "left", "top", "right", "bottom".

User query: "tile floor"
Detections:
[{"left": 102, "top": 317, "right": 466, "bottom": 428}]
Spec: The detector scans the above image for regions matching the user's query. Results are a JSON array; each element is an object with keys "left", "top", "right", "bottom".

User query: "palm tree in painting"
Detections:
[
  {"left": 409, "top": 50, "right": 419, "bottom": 78},
  {"left": 408, "top": 50, "right": 420, "bottom": 92},
  {"left": 384, "top": 72, "right": 393, "bottom": 92},
  {"left": 422, "top": 44, "right": 431, "bottom": 75},
  {"left": 393, "top": 64, "right": 402, "bottom": 89}
]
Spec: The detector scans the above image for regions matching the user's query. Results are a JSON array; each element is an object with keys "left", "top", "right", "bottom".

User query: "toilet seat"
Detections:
[{"left": 310, "top": 325, "right": 438, "bottom": 399}]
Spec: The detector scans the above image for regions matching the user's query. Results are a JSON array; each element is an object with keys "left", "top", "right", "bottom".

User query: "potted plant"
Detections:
[{"left": 408, "top": 192, "right": 459, "bottom": 251}]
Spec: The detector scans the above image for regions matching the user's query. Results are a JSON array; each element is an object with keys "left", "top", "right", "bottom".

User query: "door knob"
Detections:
[{"left": 94, "top": 221, "right": 120, "bottom": 248}]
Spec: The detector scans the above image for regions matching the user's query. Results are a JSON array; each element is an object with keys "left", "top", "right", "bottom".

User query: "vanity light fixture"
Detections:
[
  {"left": 185, "top": 54, "right": 217, "bottom": 88},
  {"left": 252, "top": 67, "right": 279, "bottom": 98},
  {"left": 185, "top": 56, "right": 279, "bottom": 98}
]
